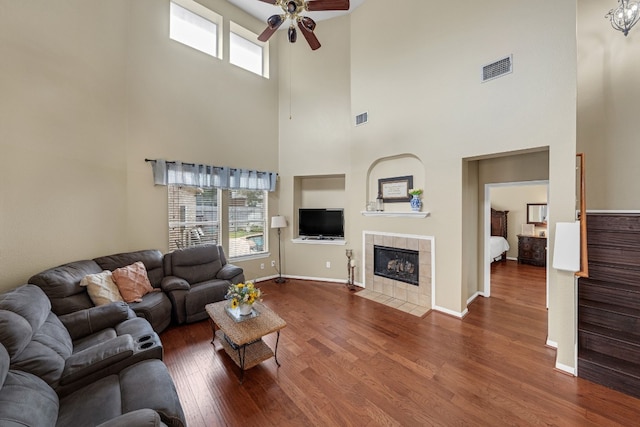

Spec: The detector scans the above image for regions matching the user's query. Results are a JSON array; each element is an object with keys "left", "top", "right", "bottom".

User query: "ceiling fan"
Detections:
[{"left": 257, "top": 0, "right": 350, "bottom": 50}]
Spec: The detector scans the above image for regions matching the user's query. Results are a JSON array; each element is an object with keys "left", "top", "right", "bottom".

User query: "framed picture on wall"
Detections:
[{"left": 378, "top": 176, "right": 413, "bottom": 203}]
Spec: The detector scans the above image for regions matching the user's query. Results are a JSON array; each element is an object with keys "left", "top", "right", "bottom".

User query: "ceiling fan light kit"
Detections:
[{"left": 257, "top": 0, "right": 350, "bottom": 50}]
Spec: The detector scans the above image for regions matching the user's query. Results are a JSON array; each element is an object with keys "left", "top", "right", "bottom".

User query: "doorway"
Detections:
[{"left": 483, "top": 181, "right": 549, "bottom": 308}]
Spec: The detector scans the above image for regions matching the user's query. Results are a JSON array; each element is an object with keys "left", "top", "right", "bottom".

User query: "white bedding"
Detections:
[{"left": 490, "top": 236, "right": 510, "bottom": 261}]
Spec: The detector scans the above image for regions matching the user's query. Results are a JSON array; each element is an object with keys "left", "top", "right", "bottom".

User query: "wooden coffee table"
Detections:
[{"left": 205, "top": 301, "right": 286, "bottom": 383}]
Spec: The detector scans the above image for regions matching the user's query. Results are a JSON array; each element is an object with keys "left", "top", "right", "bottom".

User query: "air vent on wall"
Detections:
[
  {"left": 355, "top": 112, "right": 368, "bottom": 126},
  {"left": 482, "top": 55, "right": 513, "bottom": 83}
]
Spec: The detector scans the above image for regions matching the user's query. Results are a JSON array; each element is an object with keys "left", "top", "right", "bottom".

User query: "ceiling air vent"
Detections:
[
  {"left": 482, "top": 55, "right": 513, "bottom": 83},
  {"left": 355, "top": 112, "right": 368, "bottom": 126}
]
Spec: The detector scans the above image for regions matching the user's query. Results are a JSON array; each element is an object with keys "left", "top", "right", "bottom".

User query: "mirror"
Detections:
[{"left": 527, "top": 203, "right": 547, "bottom": 225}]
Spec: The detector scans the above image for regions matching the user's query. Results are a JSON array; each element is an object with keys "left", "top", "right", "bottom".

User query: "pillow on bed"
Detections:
[
  {"left": 112, "top": 261, "right": 156, "bottom": 303},
  {"left": 79, "top": 270, "right": 124, "bottom": 306}
]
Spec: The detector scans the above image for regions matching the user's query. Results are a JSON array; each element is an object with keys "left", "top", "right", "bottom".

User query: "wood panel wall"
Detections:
[{"left": 578, "top": 213, "right": 640, "bottom": 399}]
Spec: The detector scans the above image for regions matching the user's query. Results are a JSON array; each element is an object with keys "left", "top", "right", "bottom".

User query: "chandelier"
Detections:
[{"left": 606, "top": 0, "right": 640, "bottom": 36}]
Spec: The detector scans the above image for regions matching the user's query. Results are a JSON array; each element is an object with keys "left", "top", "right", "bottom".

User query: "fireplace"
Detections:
[
  {"left": 363, "top": 232, "right": 433, "bottom": 310},
  {"left": 374, "top": 245, "right": 419, "bottom": 286}
]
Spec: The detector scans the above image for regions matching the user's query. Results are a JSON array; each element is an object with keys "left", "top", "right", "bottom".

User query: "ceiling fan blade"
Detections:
[
  {"left": 306, "top": 0, "right": 350, "bottom": 12},
  {"left": 258, "top": 14, "right": 285, "bottom": 42},
  {"left": 256, "top": 0, "right": 277, "bottom": 4},
  {"left": 258, "top": 24, "right": 279, "bottom": 42},
  {"left": 297, "top": 20, "right": 321, "bottom": 50}
]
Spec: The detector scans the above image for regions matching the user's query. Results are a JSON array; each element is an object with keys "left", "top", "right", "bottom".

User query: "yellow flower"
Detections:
[{"left": 226, "top": 281, "right": 262, "bottom": 308}]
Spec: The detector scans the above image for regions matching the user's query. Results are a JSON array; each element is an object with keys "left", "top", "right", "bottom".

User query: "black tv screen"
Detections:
[{"left": 298, "top": 208, "right": 344, "bottom": 239}]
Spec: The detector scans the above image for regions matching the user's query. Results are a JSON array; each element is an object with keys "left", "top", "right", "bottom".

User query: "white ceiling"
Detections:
[{"left": 226, "top": 0, "right": 365, "bottom": 25}]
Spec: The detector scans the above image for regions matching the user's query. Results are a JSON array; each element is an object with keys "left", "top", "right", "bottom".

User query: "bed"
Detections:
[{"left": 490, "top": 208, "right": 510, "bottom": 263}]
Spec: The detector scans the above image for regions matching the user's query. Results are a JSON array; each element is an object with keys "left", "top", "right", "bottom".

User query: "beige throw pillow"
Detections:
[
  {"left": 112, "top": 261, "right": 156, "bottom": 303},
  {"left": 79, "top": 270, "right": 124, "bottom": 306}
]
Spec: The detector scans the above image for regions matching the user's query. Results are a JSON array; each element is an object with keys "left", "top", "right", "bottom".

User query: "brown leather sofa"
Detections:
[{"left": 0, "top": 284, "right": 185, "bottom": 426}]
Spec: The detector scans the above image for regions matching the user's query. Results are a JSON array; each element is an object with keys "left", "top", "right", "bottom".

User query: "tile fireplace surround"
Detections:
[{"left": 357, "top": 231, "right": 434, "bottom": 317}]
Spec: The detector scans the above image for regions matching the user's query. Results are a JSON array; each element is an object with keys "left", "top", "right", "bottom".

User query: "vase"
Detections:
[
  {"left": 238, "top": 303, "right": 253, "bottom": 316},
  {"left": 410, "top": 195, "right": 422, "bottom": 212}
]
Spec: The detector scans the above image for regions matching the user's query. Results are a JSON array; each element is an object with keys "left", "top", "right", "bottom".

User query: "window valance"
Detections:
[{"left": 146, "top": 159, "right": 277, "bottom": 191}]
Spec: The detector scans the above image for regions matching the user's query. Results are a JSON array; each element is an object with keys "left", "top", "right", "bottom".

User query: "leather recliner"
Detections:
[
  {"left": 0, "top": 342, "right": 185, "bottom": 427},
  {"left": 162, "top": 244, "right": 245, "bottom": 324},
  {"left": 0, "top": 284, "right": 163, "bottom": 396}
]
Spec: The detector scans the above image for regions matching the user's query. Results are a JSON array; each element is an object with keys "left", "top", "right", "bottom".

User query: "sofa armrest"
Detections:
[
  {"left": 216, "top": 264, "right": 243, "bottom": 281},
  {"left": 161, "top": 276, "right": 191, "bottom": 292},
  {"left": 59, "top": 302, "right": 133, "bottom": 340},
  {"left": 96, "top": 409, "right": 165, "bottom": 427},
  {"left": 61, "top": 334, "right": 134, "bottom": 385}
]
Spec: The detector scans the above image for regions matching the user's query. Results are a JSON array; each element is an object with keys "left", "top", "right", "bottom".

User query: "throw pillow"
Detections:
[
  {"left": 79, "top": 270, "right": 124, "bottom": 306},
  {"left": 111, "top": 261, "right": 155, "bottom": 303}
]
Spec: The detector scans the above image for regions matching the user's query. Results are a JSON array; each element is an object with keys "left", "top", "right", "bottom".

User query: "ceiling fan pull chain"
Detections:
[{"left": 289, "top": 42, "right": 293, "bottom": 120}]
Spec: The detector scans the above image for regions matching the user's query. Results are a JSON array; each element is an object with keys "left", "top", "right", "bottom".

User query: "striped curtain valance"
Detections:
[{"left": 146, "top": 159, "right": 277, "bottom": 192}]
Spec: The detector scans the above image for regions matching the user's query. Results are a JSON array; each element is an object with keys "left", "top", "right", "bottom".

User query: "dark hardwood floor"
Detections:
[
  {"left": 161, "top": 261, "right": 640, "bottom": 426},
  {"left": 490, "top": 259, "right": 547, "bottom": 309}
]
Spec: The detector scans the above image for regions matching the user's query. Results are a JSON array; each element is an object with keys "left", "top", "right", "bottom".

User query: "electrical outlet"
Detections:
[
  {"left": 260, "top": 263, "right": 264, "bottom": 270},
  {"left": 326, "top": 261, "right": 331, "bottom": 269},
  {"left": 271, "top": 260, "right": 276, "bottom": 267}
]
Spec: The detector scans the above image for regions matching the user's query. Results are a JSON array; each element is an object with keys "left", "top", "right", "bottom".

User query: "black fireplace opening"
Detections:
[{"left": 373, "top": 245, "right": 419, "bottom": 286}]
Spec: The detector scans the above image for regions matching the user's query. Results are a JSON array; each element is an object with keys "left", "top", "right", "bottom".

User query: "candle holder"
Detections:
[{"left": 345, "top": 249, "right": 356, "bottom": 291}]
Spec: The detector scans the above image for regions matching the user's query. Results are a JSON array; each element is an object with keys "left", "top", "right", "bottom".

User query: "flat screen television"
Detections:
[{"left": 298, "top": 208, "right": 344, "bottom": 239}]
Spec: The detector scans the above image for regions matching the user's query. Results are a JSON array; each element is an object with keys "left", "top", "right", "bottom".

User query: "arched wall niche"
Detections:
[{"left": 366, "top": 154, "right": 426, "bottom": 203}]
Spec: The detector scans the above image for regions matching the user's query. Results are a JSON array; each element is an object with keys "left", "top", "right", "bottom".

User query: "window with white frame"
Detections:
[
  {"left": 228, "top": 190, "right": 268, "bottom": 258},
  {"left": 170, "top": 0, "right": 222, "bottom": 59},
  {"left": 167, "top": 186, "right": 268, "bottom": 258},
  {"left": 229, "top": 22, "right": 269, "bottom": 78},
  {"left": 168, "top": 185, "right": 220, "bottom": 252}
]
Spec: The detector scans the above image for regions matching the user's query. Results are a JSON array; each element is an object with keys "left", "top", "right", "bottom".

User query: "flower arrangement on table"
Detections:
[
  {"left": 408, "top": 188, "right": 423, "bottom": 196},
  {"left": 226, "top": 281, "right": 262, "bottom": 310}
]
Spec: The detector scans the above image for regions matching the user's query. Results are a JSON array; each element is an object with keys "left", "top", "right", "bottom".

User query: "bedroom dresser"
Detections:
[{"left": 517, "top": 235, "right": 546, "bottom": 267}]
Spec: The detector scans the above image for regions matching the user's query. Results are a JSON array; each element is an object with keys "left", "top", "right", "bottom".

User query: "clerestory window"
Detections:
[{"left": 170, "top": 0, "right": 222, "bottom": 59}]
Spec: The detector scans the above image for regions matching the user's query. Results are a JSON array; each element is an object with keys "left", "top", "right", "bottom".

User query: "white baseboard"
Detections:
[
  {"left": 546, "top": 339, "right": 558, "bottom": 348},
  {"left": 555, "top": 361, "right": 576, "bottom": 376},
  {"left": 433, "top": 304, "right": 467, "bottom": 318},
  {"left": 467, "top": 292, "right": 481, "bottom": 305},
  {"left": 261, "top": 274, "right": 364, "bottom": 288},
  {"left": 253, "top": 274, "right": 279, "bottom": 283}
]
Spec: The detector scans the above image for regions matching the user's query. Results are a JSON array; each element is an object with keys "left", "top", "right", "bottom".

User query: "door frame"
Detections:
[{"left": 483, "top": 180, "right": 550, "bottom": 308}]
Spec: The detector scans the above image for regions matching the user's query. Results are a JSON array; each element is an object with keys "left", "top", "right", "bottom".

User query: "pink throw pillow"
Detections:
[{"left": 112, "top": 261, "right": 155, "bottom": 303}]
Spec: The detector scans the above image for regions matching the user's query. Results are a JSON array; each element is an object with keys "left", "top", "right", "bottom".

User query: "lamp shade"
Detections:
[{"left": 271, "top": 215, "right": 287, "bottom": 229}]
